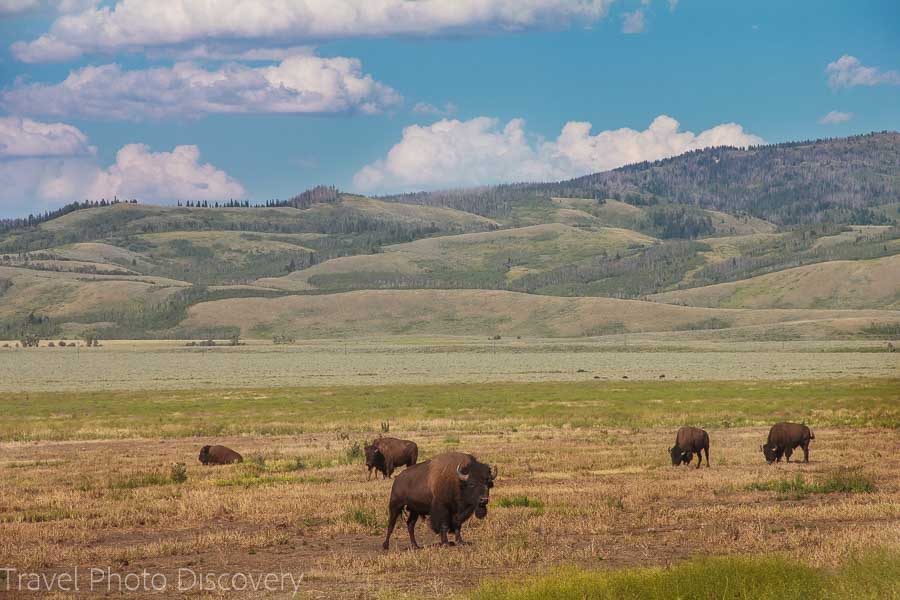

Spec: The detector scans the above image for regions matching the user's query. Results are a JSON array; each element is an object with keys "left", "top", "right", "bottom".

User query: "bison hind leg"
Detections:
[{"left": 406, "top": 511, "right": 421, "bottom": 549}]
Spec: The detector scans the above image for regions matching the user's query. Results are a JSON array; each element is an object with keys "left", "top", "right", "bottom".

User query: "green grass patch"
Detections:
[
  {"left": 745, "top": 470, "right": 875, "bottom": 499},
  {"left": 108, "top": 470, "right": 171, "bottom": 490},
  {"left": 466, "top": 551, "right": 900, "bottom": 600},
  {"left": 0, "top": 508, "right": 73, "bottom": 523},
  {"left": 0, "top": 379, "right": 897, "bottom": 442},
  {"left": 497, "top": 495, "right": 545, "bottom": 510},
  {"left": 342, "top": 505, "right": 381, "bottom": 531}
]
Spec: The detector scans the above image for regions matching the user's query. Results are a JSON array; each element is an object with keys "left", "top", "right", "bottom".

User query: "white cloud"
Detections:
[
  {"left": 818, "top": 110, "right": 853, "bottom": 125},
  {"left": 2, "top": 55, "right": 402, "bottom": 120},
  {"left": 0, "top": 0, "right": 39, "bottom": 16},
  {"left": 12, "top": 0, "right": 615, "bottom": 63},
  {"left": 0, "top": 118, "right": 244, "bottom": 215},
  {"left": 668, "top": 0, "right": 679, "bottom": 10},
  {"left": 412, "top": 101, "right": 458, "bottom": 117},
  {"left": 353, "top": 115, "right": 763, "bottom": 193},
  {"left": 826, "top": 55, "right": 900, "bottom": 89},
  {"left": 621, "top": 10, "right": 645, "bottom": 33},
  {"left": 0, "top": 116, "right": 95, "bottom": 158}
]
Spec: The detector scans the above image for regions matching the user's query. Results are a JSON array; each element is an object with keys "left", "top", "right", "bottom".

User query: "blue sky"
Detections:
[{"left": 0, "top": 0, "right": 898, "bottom": 217}]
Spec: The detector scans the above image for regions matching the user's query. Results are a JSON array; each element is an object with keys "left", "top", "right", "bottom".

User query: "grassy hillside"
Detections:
[
  {"left": 181, "top": 289, "right": 900, "bottom": 339},
  {"left": 651, "top": 254, "right": 900, "bottom": 309},
  {"left": 257, "top": 223, "right": 656, "bottom": 292},
  {"left": 2, "top": 134, "right": 898, "bottom": 341}
]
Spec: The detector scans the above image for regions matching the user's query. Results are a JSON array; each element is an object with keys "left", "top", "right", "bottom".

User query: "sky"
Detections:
[{"left": 0, "top": 0, "right": 898, "bottom": 218}]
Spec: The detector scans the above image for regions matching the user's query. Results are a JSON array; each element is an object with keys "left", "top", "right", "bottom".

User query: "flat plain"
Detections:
[{"left": 0, "top": 340, "right": 898, "bottom": 598}]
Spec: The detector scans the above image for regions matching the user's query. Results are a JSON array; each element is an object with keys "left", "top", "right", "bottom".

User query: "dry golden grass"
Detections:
[
  {"left": 0, "top": 425, "right": 896, "bottom": 598},
  {"left": 181, "top": 288, "right": 900, "bottom": 339},
  {"left": 652, "top": 254, "right": 900, "bottom": 309}
]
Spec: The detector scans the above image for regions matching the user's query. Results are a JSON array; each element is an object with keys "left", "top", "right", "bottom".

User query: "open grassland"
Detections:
[
  {"left": 1, "top": 338, "right": 899, "bottom": 392},
  {"left": 0, "top": 378, "right": 897, "bottom": 442},
  {"left": 0, "top": 381, "right": 897, "bottom": 598}
]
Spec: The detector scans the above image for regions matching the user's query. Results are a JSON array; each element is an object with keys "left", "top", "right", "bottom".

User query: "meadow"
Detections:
[
  {"left": 0, "top": 340, "right": 898, "bottom": 598},
  {"left": 2, "top": 337, "right": 899, "bottom": 393}
]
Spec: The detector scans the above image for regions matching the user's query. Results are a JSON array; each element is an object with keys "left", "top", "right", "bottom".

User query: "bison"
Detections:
[
  {"left": 382, "top": 452, "right": 496, "bottom": 550},
  {"left": 365, "top": 437, "right": 418, "bottom": 479},
  {"left": 198, "top": 445, "right": 243, "bottom": 465},
  {"left": 670, "top": 426, "right": 710, "bottom": 468},
  {"left": 761, "top": 423, "right": 814, "bottom": 464}
]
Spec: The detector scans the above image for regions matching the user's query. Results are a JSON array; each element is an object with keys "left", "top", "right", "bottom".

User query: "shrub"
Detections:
[{"left": 170, "top": 462, "right": 188, "bottom": 484}]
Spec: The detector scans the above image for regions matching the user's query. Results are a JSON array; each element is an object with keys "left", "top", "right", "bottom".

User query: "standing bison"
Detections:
[
  {"left": 365, "top": 437, "right": 418, "bottom": 479},
  {"left": 198, "top": 445, "right": 243, "bottom": 465},
  {"left": 382, "top": 452, "right": 496, "bottom": 550},
  {"left": 761, "top": 423, "right": 814, "bottom": 464},
  {"left": 670, "top": 426, "right": 710, "bottom": 468}
]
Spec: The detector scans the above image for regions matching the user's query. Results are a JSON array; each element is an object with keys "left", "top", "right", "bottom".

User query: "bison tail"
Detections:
[{"left": 809, "top": 431, "right": 815, "bottom": 439}]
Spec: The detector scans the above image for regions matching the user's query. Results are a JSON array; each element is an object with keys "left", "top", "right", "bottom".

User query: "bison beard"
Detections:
[{"left": 382, "top": 452, "right": 496, "bottom": 550}]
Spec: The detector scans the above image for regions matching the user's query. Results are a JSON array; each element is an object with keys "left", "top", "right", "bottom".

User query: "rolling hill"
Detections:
[{"left": 0, "top": 132, "right": 897, "bottom": 341}]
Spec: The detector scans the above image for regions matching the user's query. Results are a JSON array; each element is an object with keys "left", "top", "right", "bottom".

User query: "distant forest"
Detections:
[{"left": 381, "top": 132, "right": 900, "bottom": 226}]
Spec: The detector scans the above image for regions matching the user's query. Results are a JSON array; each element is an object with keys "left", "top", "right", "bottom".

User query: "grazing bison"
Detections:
[
  {"left": 382, "top": 452, "right": 496, "bottom": 550},
  {"left": 670, "top": 426, "right": 710, "bottom": 468},
  {"left": 364, "top": 437, "right": 418, "bottom": 479},
  {"left": 761, "top": 423, "right": 814, "bottom": 464},
  {"left": 198, "top": 445, "right": 243, "bottom": 465}
]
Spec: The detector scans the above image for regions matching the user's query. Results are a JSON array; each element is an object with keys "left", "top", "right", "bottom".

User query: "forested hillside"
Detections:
[
  {"left": 0, "top": 132, "right": 897, "bottom": 341},
  {"left": 382, "top": 132, "right": 900, "bottom": 226}
]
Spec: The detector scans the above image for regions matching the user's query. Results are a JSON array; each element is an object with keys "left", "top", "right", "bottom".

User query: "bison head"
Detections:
[
  {"left": 669, "top": 446, "right": 683, "bottom": 466},
  {"left": 198, "top": 445, "right": 211, "bottom": 465},
  {"left": 364, "top": 444, "right": 383, "bottom": 470},
  {"left": 761, "top": 444, "right": 778, "bottom": 464},
  {"left": 457, "top": 463, "right": 497, "bottom": 519}
]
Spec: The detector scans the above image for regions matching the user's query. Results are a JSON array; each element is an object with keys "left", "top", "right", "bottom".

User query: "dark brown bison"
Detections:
[
  {"left": 198, "top": 445, "right": 243, "bottom": 465},
  {"left": 761, "top": 423, "right": 814, "bottom": 464},
  {"left": 670, "top": 426, "right": 710, "bottom": 468},
  {"left": 364, "top": 437, "right": 418, "bottom": 479},
  {"left": 382, "top": 452, "right": 496, "bottom": 550}
]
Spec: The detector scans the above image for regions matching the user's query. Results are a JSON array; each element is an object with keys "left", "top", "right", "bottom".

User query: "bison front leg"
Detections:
[
  {"left": 784, "top": 447, "right": 793, "bottom": 463},
  {"left": 382, "top": 503, "right": 402, "bottom": 550},
  {"left": 431, "top": 504, "right": 453, "bottom": 546}
]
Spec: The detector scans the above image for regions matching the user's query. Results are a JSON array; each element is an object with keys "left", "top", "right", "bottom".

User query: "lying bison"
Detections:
[
  {"left": 198, "top": 445, "right": 243, "bottom": 465},
  {"left": 761, "top": 422, "right": 814, "bottom": 464},
  {"left": 382, "top": 452, "right": 496, "bottom": 550},
  {"left": 670, "top": 426, "right": 710, "bottom": 468},
  {"left": 365, "top": 437, "right": 418, "bottom": 479}
]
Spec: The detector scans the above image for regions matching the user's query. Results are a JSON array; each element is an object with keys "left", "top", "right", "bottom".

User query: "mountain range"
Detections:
[{"left": 1, "top": 132, "right": 898, "bottom": 342}]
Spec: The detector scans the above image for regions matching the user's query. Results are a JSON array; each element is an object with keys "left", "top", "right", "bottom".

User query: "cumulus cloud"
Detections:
[
  {"left": 12, "top": 0, "right": 615, "bottom": 63},
  {"left": 818, "top": 110, "right": 853, "bottom": 125},
  {"left": 2, "top": 55, "right": 402, "bottom": 120},
  {"left": 353, "top": 115, "right": 763, "bottom": 193},
  {"left": 826, "top": 55, "right": 900, "bottom": 89},
  {"left": 0, "top": 118, "right": 244, "bottom": 215},
  {"left": 621, "top": 10, "right": 645, "bottom": 34},
  {"left": 0, "top": 116, "right": 95, "bottom": 158}
]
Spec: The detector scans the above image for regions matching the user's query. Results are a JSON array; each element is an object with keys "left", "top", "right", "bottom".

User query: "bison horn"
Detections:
[{"left": 456, "top": 465, "right": 470, "bottom": 481}]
